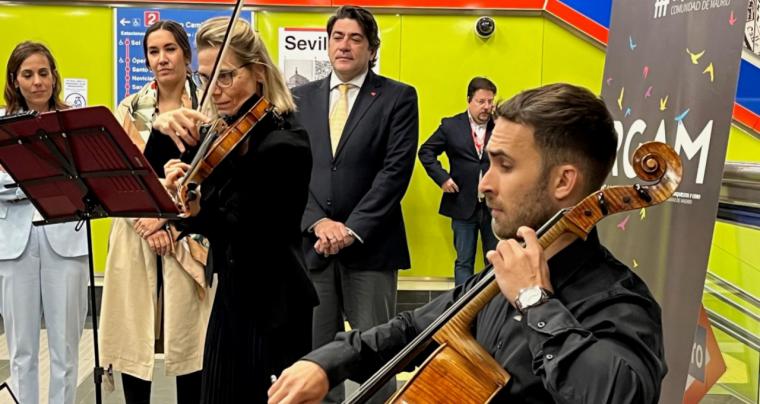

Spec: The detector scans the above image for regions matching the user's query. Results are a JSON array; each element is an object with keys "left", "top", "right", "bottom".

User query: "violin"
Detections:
[
  {"left": 175, "top": 97, "right": 274, "bottom": 213},
  {"left": 170, "top": 0, "right": 272, "bottom": 214},
  {"left": 346, "top": 141, "right": 683, "bottom": 403}
]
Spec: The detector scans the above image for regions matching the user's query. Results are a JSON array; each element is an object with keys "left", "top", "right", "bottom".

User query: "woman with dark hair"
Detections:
[
  {"left": 0, "top": 41, "right": 88, "bottom": 404},
  {"left": 160, "top": 17, "right": 317, "bottom": 403},
  {"left": 98, "top": 20, "right": 213, "bottom": 404}
]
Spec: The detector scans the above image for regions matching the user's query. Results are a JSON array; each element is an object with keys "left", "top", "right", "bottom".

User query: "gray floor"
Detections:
[{"left": 0, "top": 312, "right": 179, "bottom": 404}]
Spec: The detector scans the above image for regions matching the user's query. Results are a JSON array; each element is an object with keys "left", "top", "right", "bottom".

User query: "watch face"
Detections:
[{"left": 519, "top": 287, "right": 543, "bottom": 307}]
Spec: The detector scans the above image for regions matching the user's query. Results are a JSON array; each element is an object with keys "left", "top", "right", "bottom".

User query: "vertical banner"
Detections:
[
  {"left": 113, "top": 7, "right": 250, "bottom": 106},
  {"left": 599, "top": 0, "right": 747, "bottom": 402}
]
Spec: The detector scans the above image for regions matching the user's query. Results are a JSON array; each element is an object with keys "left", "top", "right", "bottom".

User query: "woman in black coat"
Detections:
[{"left": 157, "top": 17, "right": 318, "bottom": 403}]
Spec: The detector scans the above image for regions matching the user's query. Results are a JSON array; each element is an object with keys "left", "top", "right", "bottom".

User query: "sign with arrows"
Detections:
[
  {"left": 113, "top": 7, "right": 253, "bottom": 107},
  {"left": 599, "top": 0, "right": 746, "bottom": 401}
]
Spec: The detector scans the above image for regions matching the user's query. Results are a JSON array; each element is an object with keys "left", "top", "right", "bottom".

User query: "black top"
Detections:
[
  {"left": 181, "top": 96, "right": 319, "bottom": 328},
  {"left": 304, "top": 229, "right": 667, "bottom": 403},
  {"left": 144, "top": 128, "right": 181, "bottom": 177}
]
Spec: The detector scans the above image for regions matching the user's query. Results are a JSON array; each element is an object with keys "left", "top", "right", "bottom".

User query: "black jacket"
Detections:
[
  {"left": 181, "top": 105, "right": 318, "bottom": 329},
  {"left": 418, "top": 111, "right": 493, "bottom": 220},
  {"left": 305, "top": 230, "right": 667, "bottom": 403},
  {"left": 292, "top": 70, "right": 419, "bottom": 271}
]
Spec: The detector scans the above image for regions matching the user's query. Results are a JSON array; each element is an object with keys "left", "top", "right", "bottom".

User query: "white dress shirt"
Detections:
[
  {"left": 468, "top": 111, "right": 488, "bottom": 201},
  {"left": 329, "top": 69, "right": 368, "bottom": 117},
  {"left": 468, "top": 111, "right": 487, "bottom": 158}
]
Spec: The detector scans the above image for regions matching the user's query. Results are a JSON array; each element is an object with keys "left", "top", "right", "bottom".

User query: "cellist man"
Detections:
[{"left": 268, "top": 83, "right": 667, "bottom": 403}]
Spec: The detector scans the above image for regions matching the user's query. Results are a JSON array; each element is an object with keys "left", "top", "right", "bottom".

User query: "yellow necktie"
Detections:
[{"left": 330, "top": 83, "right": 350, "bottom": 156}]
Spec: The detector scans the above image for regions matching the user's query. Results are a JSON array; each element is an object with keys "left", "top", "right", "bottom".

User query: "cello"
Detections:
[{"left": 345, "top": 141, "right": 682, "bottom": 403}]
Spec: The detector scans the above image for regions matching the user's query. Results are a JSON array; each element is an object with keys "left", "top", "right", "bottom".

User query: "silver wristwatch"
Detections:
[{"left": 515, "top": 286, "right": 552, "bottom": 314}]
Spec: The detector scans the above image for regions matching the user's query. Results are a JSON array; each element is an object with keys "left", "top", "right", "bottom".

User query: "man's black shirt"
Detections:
[{"left": 304, "top": 229, "right": 667, "bottom": 403}]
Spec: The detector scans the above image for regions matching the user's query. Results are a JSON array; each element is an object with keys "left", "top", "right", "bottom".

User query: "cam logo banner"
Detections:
[{"left": 599, "top": 0, "right": 746, "bottom": 401}]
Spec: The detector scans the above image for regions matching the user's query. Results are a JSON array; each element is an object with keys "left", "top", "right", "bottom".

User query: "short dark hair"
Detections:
[
  {"left": 143, "top": 20, "right": 192, "bottom": 70},
  {"left": 327, "top": 5, "right": 380, "bottom": 69},
  {"left": 495, "top": 83, "right": 617, "bottom": 195},
  {"left": 467, "top": 77, "right": 497, "bottom": 101}
]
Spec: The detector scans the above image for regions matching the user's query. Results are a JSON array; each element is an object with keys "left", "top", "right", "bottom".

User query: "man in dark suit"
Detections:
[
  {"left": 418, "top": 77, "right": 498, "bottom": 285},
  {"left": 291, "top": 5, "right": 418, "bottom": 402}
]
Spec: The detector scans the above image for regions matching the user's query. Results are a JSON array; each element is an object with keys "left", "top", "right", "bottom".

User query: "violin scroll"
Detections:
[
  {"left": 631, "top": 141, "right": 681, "bottom": 185},
  {"left": 628, "top": 141, "right": 682, "bottom": 205},
  {"left": 562, "top": 141, "right": 682, "bottom": 237}
]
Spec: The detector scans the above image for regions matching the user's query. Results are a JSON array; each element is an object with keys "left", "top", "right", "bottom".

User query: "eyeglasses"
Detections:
[{"left": 193, "top": 63, "right": 252, "bottom": 91}]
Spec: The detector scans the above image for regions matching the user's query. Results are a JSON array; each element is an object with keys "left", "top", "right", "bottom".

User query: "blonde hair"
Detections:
[{"left": 196, "top": 17, "right": 295, "bottom": 114}]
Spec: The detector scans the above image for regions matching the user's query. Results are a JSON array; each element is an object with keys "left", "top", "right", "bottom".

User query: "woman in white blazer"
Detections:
[{"left": 0, "top": 41, "right": 88, "bottom": 404}]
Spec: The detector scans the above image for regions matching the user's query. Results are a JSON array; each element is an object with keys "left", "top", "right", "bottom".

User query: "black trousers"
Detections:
[
  {"left": 310, "top": 261, "right": 398, "bottom": 403},
  {"left": 121, "top": 371, "right": 201, "bottom": 404}
]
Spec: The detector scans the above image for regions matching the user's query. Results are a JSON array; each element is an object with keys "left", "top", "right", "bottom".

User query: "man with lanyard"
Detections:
[{"left": 419, "top": 77, "right": 498, "bottom": 285}]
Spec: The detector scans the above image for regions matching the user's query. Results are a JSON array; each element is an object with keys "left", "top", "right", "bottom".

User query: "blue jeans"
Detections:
[{"left": 452, "top": 202, "right": 498, "bottom": 286}]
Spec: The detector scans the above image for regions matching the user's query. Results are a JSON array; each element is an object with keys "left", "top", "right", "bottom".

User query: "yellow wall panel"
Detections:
[
  {"left": 541, "top": 19, "right": 605, "bottom": 92},
  {"left": 726, "top": 126, "right": 760, "bottom": 163},
  {"left": 1, "top": 5, "right": 756, "bottom": 280},
  {"left": 399, "top": 15, "right": 544, "bottom": 277}
]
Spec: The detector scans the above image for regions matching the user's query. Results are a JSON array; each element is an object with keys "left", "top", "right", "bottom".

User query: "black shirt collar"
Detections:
[{"left": 547, "top": 228, "right": 603, "bottom": 291}]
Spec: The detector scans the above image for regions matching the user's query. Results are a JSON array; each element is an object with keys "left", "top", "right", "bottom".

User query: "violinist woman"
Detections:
[
  {"left": 0, "top": 41, "right": 88, "bottom": 404},
  {"left": 99, "top": 20, "right": 213, "bottom": 404},
  {"left": 159, "top": 17, "right": 318, "bottom": 402}
]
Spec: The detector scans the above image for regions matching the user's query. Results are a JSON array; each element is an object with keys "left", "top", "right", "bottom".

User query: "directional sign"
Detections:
[{"left": 114, "top": 7, "right": 254, "bottom": 107}]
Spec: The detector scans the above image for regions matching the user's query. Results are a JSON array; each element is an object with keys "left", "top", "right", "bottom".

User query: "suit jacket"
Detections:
[
  {"left": 418, "top": 111, "right": 494, "bottom": 220},
  {"left": 292, "top": 70, "right": 419, "bottom": 272},
  {"left": 0, "top": 171, "right": 87, "bottom": 260}
]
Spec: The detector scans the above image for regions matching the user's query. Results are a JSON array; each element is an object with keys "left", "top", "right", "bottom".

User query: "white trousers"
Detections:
[{"left": 0, "top": 226, "right": 88, "bottom": 404}]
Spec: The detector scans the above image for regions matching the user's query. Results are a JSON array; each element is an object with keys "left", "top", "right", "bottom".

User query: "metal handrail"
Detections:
[
  {"left": 723, "top": 161, "right": 760, "bottom": 183},
  {"left": 704, "top": 308, "right": 760, "bottom": 352},
  {"left": 720, "top": 161, "right": 760, "bottom": 211},
  {"left": 704, "top": 284, "right": 760, "bottom": 325},
  {"left": 706, "top": 272, "right": 760, "bottom": 311}
]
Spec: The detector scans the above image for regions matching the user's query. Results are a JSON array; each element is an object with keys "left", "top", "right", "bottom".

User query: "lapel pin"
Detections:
[{"left": 370, "top": 91, "right": 377, "bottom": 97}]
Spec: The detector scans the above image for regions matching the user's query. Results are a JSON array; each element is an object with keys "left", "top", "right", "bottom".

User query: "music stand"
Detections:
[
  {"left": 0, "top": 107, "right": 180, "bottom": 404},
  {"left": 0, "top": 381, "right": 19, "bottom": 404}
]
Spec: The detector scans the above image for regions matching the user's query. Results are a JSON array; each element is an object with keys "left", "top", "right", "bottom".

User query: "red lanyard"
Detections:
[{"left": 471, "top": 128, "right": 484, "bottom": 155}]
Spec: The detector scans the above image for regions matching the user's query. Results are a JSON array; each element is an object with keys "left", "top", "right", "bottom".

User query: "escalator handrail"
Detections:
[
  {"left": 706, "top": 272, "right": 760, "bottom": 312},
  {"left": 704, "top": 308, "right": 760, "bottom": 352}
]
